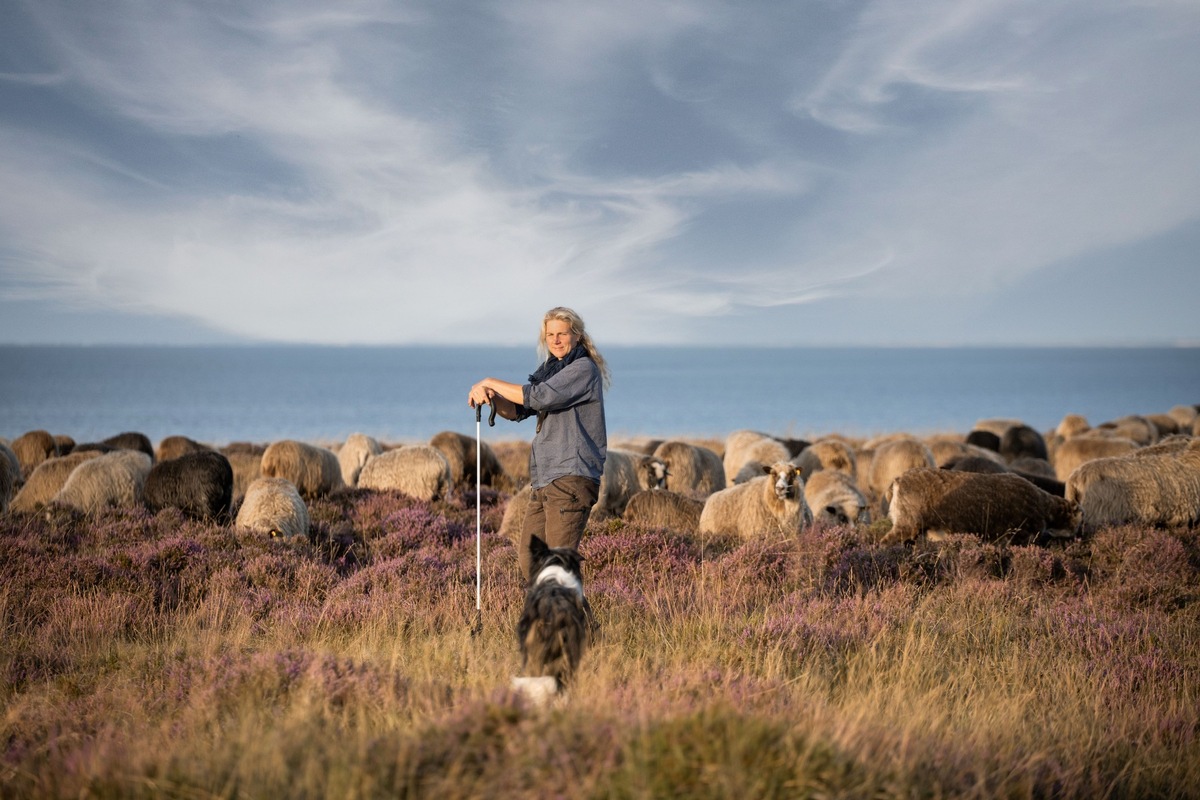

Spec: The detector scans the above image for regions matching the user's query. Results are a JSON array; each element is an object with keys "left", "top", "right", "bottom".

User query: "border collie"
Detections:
[{"left": 512, "top": 535, "right": 593, "bottom": 704}]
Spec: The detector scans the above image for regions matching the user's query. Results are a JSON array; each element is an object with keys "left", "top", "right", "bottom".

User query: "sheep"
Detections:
[
  {"left": 964, "top": 429, "right": 1002, "bottom": 453},
  {"left": 155, "top": 435, "right": 212, "bottom": 463},
  {"left": 943, "top": 454, "right": 1066, "bottom": 497},
  {"left": 652, "top": 439, "right": 726, "bottom": 497},
  {"left": 224, "top": 450, "right": 263, "bottom": 504},
  {"left": 235, "top": 477, "right": 309, "bottom": 539},
  {"left": 8, "top": 451, "right": 101, "bottom": 513},
  {"left": 927, "top": 438, "right": 1005, "bottom": 469},
  {"left": 972, "top": 418, "right": 1026, "bottom": 439},
  {"left": 880, "top": 467, "right": 1080, "bottom": 545},
  {"left": 143, "top": 450, "right": 234, "bottom": 520},
  {"left": 592, "top": 448, "right": 662, "bottom": 519},
  {"left": 357, "top": 445, "right": 451, "bottom": 502},
  {"left": 1065, "top": 438, "right": 1200, "bottom": 532},
  {"left": 102, "top": 431, "right": 155, "bottom": 461},
  {"left": 804, "top": 470, "right": 870, "bottom": 527},
  {"left": 11, "top": 429, "right": 58, "bottom": 479},
  {"left": 722, "top": 430, "right": 790, "bottom": 485},
  {"left": 1051, "top": 435, "right": 1139, "bottom": 482},
  {"left": 792, "top": 438, "right": 857, "bottom": 482},
  {"left": 1167, "top": 405, "right": 1197, "bottom": 432},
  {"left": 999, "top": 424, "right": 1048, "bottom": 463},
  {"left": 51, "top": 450, "right": 153, "bottom": 515},
  {"left": 698, "top": 461, "right": 812, "bottom": 539},
  {"left": 1096, "top": 415, "right": 1159, "bottom": 447},
  {"left": 1145, "top": 413, "right": 1180, "bottom": 437},
  {"left": 1056, "top": 413, "right": 1091, "bottom": 439},
  {"left": 338, "top": 432, "right": 384, "bottom": 487},
  {"left": 428, "top": 430, "right": 506, "bottom": 489},
  {"left": 866, "top": 437, "right": 936, "bottom": 512},
  {"left": 260, "top": 440, "right": 344, "bottom": 498},
  {"left": 622, "top": 489, "right": 704, "bottom": 532},
  {"left": 0, "top": 444, "right": 15, "bottom": 514},
  {"left": 499, "top": 485, "right": 533, "bottom": 544},
  {"left": 492, "top": 440, "right": 532, "bottom": 490}
]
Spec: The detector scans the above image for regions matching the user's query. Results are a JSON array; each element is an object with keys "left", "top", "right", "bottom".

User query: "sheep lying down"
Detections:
[{"left": 881, "top": 467, "right": 1080, "bottom": 545}]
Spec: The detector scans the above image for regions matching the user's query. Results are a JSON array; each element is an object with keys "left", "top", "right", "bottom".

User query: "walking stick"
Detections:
[{"left": 471, "top": 402, "right": 483, "bottom": 637}]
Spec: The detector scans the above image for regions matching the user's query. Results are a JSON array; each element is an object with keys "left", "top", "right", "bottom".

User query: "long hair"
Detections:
[{"left": 537, "top": 306, "right": 611, "bottom": 389}]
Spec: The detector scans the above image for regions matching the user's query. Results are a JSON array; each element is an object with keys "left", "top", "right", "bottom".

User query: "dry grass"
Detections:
[{"left": 2, "top": 486, "right": 1199, "bottom": 799}]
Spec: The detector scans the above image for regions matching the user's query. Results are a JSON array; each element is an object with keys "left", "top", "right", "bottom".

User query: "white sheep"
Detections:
[
  {"left": 51, "top": 450, "right": 152, "bottom": 515},
  {"left": 8, "top": 452, "right": 101, "bottom": 513},
  {"left": 1051, "top": 434, "right": 1140, "bottom": 482},
  {"left": 804, "top": 470, "right": 871, "bottom": 527},
  {"left": 261, "top": 440, "right": 345, "bottom": 498},
  {"left": 866, "top": 437, "right": 936, "bottom": 512},
  {"left": 1066, "top": 437, "right": 1200, "bottom": 532},
  {"left": 235, "top": 477, "right": 310, "bottom": 539},
  {"left": 623, "top": 489, "right": 704, "bottom": 532},
  {"left": 338, "top": 432, "right": 383, "bottom": 487},
  {"left": 722, "top": 430, "right": 790, "bottom": 485},
  {"left": 652, "top": 440, "right": 726, "bottom": 497},
  {"left": 357, "top": 445, "right": 452, "bottom": 502},
  {"left": 792, "top": 438, "right": 858, "bottom": 482},
  {"left": 498, "top": 485, "right": 533, "bottom": 544},
  {"left": 699, "top": 461, "right": 812, "bottom": 539}
]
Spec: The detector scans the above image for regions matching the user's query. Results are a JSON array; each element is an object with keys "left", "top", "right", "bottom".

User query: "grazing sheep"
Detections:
[
  {"left": 224, "top": 451, "right": 263, "bottom": 504},
  {"left": 492, "top": 440, "right": 532, "bottom": 490},
  {"left": 1066, "top": 438, "right": 1200, "bottom": 532},
  {"left": 235, "top": 477, "right": 309, "bottom": 539},
  {"left": 428, "top": 430, "right": 506, "bottom": 489},
  {"left": 11, "top": 429, "right": 58, "bottom": 479},
  {"left": 357, "top": 446, "right": 451, "bottom": 502},
  {"left": 102, "top": 431, "right": 155, "bottom": 461},
  {"left": 792, "top": 438, "right": 857, "bottom": 482},
  {"left": 944, "top": 454, "right": 1066, "bottom": 497},
  {"left": 143, "top": 450, "right": 234, "bottom": 520},
  {"left": 881, "top": 467, "right": 1080, "bottom": 545},
  {"left": 1097, "top": 415, "right": 1159, "bottom": 447},
  {"left": 593, "top": 449, "right": 662, "bottom": 519},
  {"left": 53, "top": 435, "right": 75, "bottom": 455},
  {"left": 699, "top": 461, "right": 812, "bottom": 539},
  {"left": 1051, "top": 435, "right": 1139, "bottom": 482},
  {"left": 999, "top": 424, "right": 1048, "bottom": 463},
  {"left": 51, "top": 450, "right": 153, "bottom": 515},
  {"left": 261, "top": 440, "right": 344, "bottom": 498},
  {"left": 964, "top": 429, "right": 1002, "bottom": 453},
  {"left": 652, "top": 440, "right": 726, "bottom": 497},
  {"left": 972, "top": 418, "right": 1026, "bottom": 439},
  {"left": 1145, "top": 413, "right": 1180, "bottom": 437},
  {"left": 1056, "top": 414, "right": 1091, "bottom": 439},
  {"left": 927, "top": 439, "right": 1005, "bottom": 469},
  {"left": 1, "top": 439, "right": 20, "bottom": 482},
  {"left": 623, "top": 489, "right": 704, "bottom": 532},
  {"left": 499, "top": 485, "right": 533, "bottom": 544},
  {"left": 155, "top": 435, "right": 212, "bottom": 463},
  {"left": 338, "top": 432, "right": 384, "bottom": 487},
  {"left": 866, "top": 438, "right": 936, "bottom": 512},
  {"left": 804, "top": 470, "right": 870, "bottom": 527},
  {"left": 722, "top": 430, "right": 790, "bottom": 485},
  {"left": 8, "top": 451, "right": 101, "bottom": 513},
  {"left": 1167, "top": 405, "right": 1197, "bottom": 432}
]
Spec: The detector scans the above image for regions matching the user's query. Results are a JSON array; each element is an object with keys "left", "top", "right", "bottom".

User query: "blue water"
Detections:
[{"left": 1, "top": 345, "right": 1197, "bottom": 446}]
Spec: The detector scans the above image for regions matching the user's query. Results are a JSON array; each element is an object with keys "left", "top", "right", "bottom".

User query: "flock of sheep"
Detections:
[{"left": 3, "top": 401, "right": 1199, "bottom": 547}]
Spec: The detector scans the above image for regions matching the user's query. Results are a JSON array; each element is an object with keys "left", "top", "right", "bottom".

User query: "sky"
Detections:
[{"left": 1, "top": 0, "right": 1199, "bottom": 348}]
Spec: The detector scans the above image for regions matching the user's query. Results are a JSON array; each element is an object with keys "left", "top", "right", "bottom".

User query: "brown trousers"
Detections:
[{"left": 519, "top": 475, "right": 600, "bottom": 581}]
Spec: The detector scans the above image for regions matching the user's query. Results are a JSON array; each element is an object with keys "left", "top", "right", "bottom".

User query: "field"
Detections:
[{"left": 3, "top": 471, "right": 1199, "bottom": 798}]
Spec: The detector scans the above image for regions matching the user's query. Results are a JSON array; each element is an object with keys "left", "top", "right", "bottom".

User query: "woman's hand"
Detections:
[{"left": 468, "top": 381, "right": 494, "bottom": 409}]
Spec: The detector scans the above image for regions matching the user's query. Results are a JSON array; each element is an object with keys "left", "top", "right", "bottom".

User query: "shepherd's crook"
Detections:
[{"left": 472, "top": 403, "right": 483, "bottom": 636}]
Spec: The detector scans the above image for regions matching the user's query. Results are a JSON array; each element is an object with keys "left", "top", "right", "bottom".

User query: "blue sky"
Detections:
[{"left": 1, "top": 0, "right": 1198, "bottom": 347}]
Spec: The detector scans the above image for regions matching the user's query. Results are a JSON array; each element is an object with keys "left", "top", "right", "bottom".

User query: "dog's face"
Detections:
[{"left": 528, "top": 535, "right": 585, "bottom": 590}]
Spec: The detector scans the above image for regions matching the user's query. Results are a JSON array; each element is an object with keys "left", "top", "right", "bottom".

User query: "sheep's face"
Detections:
[
  {"left": 641, "top": 457, "right": 668, "bottom": 490},
  {"left": 769, "top": 463, "right": 801, "bottom": 501}
]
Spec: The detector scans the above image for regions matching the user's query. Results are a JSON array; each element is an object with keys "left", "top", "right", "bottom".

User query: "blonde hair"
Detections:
[{"left": 537, "top": 306, "right": 611, "bottom": 389}]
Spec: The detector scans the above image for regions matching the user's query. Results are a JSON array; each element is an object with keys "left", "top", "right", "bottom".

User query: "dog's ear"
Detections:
[{"left": 529, "top": 535, "right": 549, "bottom": 558}]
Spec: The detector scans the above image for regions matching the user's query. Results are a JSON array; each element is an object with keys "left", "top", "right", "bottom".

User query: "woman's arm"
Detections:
[{"left": 468, "top": 377, "right": 525, "bottom": 410}]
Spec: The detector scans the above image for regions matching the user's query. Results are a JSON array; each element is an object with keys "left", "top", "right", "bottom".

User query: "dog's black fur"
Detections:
[{"left": 517, "top": 535, "right": 593, "bottom": 691}]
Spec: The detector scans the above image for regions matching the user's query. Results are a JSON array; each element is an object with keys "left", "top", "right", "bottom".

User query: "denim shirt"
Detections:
[{"left": 520, "top": 357, "right": 607, "bottom": 489}]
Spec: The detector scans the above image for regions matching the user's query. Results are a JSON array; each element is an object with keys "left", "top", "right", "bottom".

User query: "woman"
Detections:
[{"left": 468, "top": 307, "right": 610, "bottom": 581}]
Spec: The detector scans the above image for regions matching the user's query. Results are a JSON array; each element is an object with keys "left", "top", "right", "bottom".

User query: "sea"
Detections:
[{"left": 1, "top": 345, "right": 1198, "bottom": 447}]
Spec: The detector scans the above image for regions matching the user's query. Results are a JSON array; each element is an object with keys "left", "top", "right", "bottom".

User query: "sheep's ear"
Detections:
[{"left": 761, "top": 464, "right": 773, "bottom": 474}]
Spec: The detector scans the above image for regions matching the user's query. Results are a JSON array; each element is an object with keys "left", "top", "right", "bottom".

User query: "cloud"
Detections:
[{"left": 1, "top": 0, "right": 1199, "bottom": 345}]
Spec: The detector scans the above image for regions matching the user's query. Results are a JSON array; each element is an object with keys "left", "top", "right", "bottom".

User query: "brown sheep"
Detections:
[
  {"left": 804, "top": 470, "right": 870, "bottom": 527},
  {"left": 1055, "top": 414, "right": 1091, "bottom": 439},
  {"left": 1166, "top": 405, "right": 1197, "bottom": 432},
  {"left": 881, "top": 467, "right": 1080, "bottom": 545},
  {"left": 1096, "top": 415, "right": 1159, "bottom": 447},
  {"left": 11, "top": 429, "right": 58, "bottom": 479},
  {"left": 1066, "top": 438, "right": 1200, "bottom": 532},
  {"left": 623, "top": 489, "right": 704, "bottom": 532},
  {"left": 866, "top": 438, "right": 936, "bottom": 512},
  {"left": 593, "top": 449, "right": 663, "bottom": 519},
  {"left": 155, "top": 435, "right": 212, "bottom": 463},
  {"left": 927, "top": 438, "right": 1005, "bottom": 469},
  {"left": 699, "top": 461, "right": 812, "bottom": 539},
  {"left": 722, "top": 430, "right": 790, "bottom": 485},
  {"left": 429, "top": 430, "right": 507, "bottom": 489},
  {"left": 652, "top": 440, "right": 726, "bottom": 497},
  {"left": 8, "top": 451, "right": 101, "bottom": 513},
  {"left": 261, "top": 440, "right": 344, "bottom": 498},
  {"left": 224, "top": 451, "right": 264, "bottom": 504},
  {"left": 0, "top": 443, "right": 15, "bottom": 514},
  {"left": 792, "top": 438, "right": 857, "bottom": 482},
  {"left": 1051, "top": 435, "right": 1139, "bottom": 482}
]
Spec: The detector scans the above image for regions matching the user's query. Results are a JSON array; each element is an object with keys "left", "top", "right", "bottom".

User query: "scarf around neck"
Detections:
[{"left": 528, "top": 342, "right": 589, "bottom": 385}]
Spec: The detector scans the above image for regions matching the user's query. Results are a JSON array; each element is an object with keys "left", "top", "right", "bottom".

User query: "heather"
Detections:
[{"left": 3, "top": 489, "right": 1199, "bottom": 799}]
